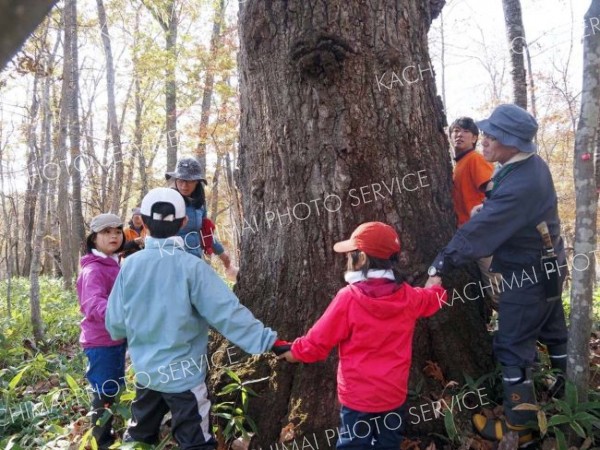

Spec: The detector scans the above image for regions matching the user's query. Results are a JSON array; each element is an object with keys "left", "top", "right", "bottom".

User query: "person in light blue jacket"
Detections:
[{"left": 105, "top": 187, "right": 280, "bottom": 449}]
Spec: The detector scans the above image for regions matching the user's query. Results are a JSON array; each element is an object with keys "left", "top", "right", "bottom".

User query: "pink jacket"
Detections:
[
  {"left": 77, "top": 254, "right": 125, "bottom": 348},
  {"left": 291, "top": 279, "right": 446, "bottom": 413}
]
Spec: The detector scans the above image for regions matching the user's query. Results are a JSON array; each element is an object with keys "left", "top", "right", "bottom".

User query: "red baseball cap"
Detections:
[{"left": 333, "top": 222, "right": 401, "bottom": 259}]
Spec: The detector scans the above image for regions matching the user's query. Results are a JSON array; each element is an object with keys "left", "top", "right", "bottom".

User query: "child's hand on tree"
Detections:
[
  {"left": 219, "top": 252, "right": 238, "bottom": 281},
  {"left": 225, "top": 265, "right": 239, "bottom": 281},
  {"left": 278, "top": 351, "right": 300, "bottom": 363}
]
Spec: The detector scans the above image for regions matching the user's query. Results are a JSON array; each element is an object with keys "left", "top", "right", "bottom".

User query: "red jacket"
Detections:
[{"left": 291, "top": 279, "right": 446, "bottom": 413}]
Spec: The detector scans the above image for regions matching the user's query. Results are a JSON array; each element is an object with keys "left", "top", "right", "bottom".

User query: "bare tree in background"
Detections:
[
  {"left": 195, "top": 0, "right": 225, "bottom": 174},
  {"left": 29, "top": 21, "right": 57, "bottom": 342},
  {"left": 67, "top": 0, "right": 85, "bottom": 257},
  {"left": 96, "top": 0, "right": 124, "bottom": 214},
  {"left": 568, "top": 0, "right": 600, "bottom": 402},
  {"left": 142, "top": 0, "right": 180, "bottom": 172},
  {"left": 502, "top": 0, "right": 528, "bottom": 109},
  {"left": 56, "top": 1, "right": 76, "bottom": 288}
]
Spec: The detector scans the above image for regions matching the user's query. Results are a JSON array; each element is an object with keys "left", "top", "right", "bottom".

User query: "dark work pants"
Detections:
[
  {"left": 494, "top": 277, "right": 568, "bottom": 370},
  {"left": 124, "top": 382, "right": 216, "bottom": 450}
]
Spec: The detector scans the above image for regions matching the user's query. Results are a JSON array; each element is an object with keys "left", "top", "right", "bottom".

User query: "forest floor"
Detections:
[{"left": 0, "top": 277, "right": 598, "bottom": 450}]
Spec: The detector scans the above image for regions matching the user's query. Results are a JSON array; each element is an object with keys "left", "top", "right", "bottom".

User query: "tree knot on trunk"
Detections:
[
  {"left": 289, "top": 33, "right": 354, "bottom": 80},
  {"left": 251, "top": 178, "right": 265, "bottom": 202}
]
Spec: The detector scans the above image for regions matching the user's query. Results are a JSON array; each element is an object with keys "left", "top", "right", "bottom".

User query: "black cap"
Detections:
[{"left": 449, "top": 117, "right": 479, "bottom": 135}]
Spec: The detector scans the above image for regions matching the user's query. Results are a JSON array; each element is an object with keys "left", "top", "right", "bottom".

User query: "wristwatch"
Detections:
[{"left": 428, "top": 266, "right": 441, "bottom": 277}]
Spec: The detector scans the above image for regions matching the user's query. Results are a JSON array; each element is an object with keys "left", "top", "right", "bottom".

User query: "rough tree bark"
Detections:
[
  {"left": 568, "top": 0, "right": 600, "bottom": 402},
  {"left": 195, "top": 0, "right": 225, "bottom": 174},
  {"left": 210, "top": 1, "right": 494, "bottom": 446},
  {"left": 0, "top": 0, "right": 57, "bottom": 70},
  {"left": 225, "top": 150, "right": 241, "bottom": 264},
  {"left": 502, "top": 0, "right": 528, "bottom": 109}
]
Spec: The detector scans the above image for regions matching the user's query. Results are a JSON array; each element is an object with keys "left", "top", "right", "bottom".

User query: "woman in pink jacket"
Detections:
[
  {"left": 279, "top": 222, "right": 447, "bottom": 450},
  {"left": 77, "top": 213, "right": 126, "bottom": 449}
]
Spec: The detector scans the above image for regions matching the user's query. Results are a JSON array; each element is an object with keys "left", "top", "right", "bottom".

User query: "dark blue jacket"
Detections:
[
  {"left": 432, "top": 154, "right": 565, "bottom": 278},
  {"left": 178, "top": 204, "right": 225, "bottom": 258}
]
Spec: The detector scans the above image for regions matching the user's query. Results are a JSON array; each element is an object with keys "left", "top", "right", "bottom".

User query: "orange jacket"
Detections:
[
  {"left": 122, "top": 225, "right": 147, "bottom": 257},
  {"left": 452, "top": 150, "right": 493, "bottom": 227}
]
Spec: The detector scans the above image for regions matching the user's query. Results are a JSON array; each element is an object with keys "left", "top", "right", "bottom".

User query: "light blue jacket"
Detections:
[{"left": 105, "top": 236, "right": 276, "bottom": 393}]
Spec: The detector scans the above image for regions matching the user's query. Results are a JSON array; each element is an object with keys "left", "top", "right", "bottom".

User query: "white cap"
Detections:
[{"left": 140, "top": 188, "right": 186, "bottom": 222}]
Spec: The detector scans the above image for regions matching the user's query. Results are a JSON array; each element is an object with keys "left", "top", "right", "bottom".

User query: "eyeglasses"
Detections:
[{"left": 482, "top": 132, "right": 497, "bottom": 141}]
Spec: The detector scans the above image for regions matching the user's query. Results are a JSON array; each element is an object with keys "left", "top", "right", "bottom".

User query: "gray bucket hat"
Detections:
[
  {"left": 476, "top": 104, "right": 538, "bottom": 153},
  {"left": 165, "top": 157, "right": 207, "bottom": 182},
  {"left": 90, "top": 213, "right": 123, "bottom": 232}
]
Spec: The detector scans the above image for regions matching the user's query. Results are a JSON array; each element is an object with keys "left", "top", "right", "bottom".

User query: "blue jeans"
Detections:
[
  {"left": 84, "top": 343, "right": 127, "bottom": 397},
  {"left": 336, "top": 405, "right": 404, "bottom": 450}
]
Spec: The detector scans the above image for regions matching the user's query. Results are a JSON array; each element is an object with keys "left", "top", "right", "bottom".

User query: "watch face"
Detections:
[{"left": 428, "top": 266, "right": 437, "bottom": 276}]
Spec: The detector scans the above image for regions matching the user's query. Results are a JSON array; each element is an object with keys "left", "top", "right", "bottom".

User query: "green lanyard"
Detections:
[{"left": 486, "top": 164, "right": 518, "bottom": 197}]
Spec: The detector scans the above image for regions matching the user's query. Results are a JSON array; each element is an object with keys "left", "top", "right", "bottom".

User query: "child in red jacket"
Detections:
[{"left": 279, "top": 222, "right": 446, "bottom": 450}]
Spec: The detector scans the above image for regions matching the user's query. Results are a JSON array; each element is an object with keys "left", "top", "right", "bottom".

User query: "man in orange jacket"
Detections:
[
  {"left": 122, "top": 207, "right": 147, "bottom": 258},
  {"left": 450, "top": 117, "right": 500, "bottom": 305}
]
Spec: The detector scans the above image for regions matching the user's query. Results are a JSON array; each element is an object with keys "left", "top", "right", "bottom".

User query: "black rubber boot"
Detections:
[
  {"left": 473, "top": 367, "right": 536, "bottom": 447},
  {"left": 547, "top": 345, "right": 567, "bottom": 398},
  {"left": 91, "top": 392, "right": 116, "bottom": 449}
]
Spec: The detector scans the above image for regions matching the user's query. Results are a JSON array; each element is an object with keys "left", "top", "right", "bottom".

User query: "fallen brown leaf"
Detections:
[
  {"left": 279, "top": 423, "right": 295, "bottom": 443},
  {"left": 423, "top": 360, "right": 447, "bottom": 385}
]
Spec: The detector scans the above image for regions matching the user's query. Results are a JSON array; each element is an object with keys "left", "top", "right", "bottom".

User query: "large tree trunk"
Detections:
[
  {"left": 502, "top": 0, "right": 528, "bottom": 109},
  {"left": 195, "top": 0, "right": 225, "bottom": 174},
  {"left": 209, "top": 1, "right": 494, "bottom": 446},
  {"left": 568, "top": 0, "right": 600, "bottom": 403}
]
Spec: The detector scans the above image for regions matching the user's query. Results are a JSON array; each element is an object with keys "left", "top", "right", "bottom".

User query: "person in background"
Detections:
[
  {"left": 77, "top": 213, "right": 127, "bottom": 449},
  {"left": 279, "top": 222, "right": 446, "bottom": 450},
  {"left": 449, "top": 116, "right": 500, "bottom": 306},
  {"left": 427, "top": 104, "right": 568, "bottom": 446},
  {"left": 166, "top": 157, "right": 238, "bottom": 280},
  {"left": 122, "top": 207, "right": 147, "bottom": 258},
  {"left": 105, "top": 188, "right": 285, "bottom": 449}
]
